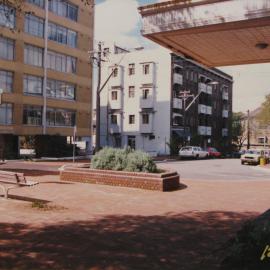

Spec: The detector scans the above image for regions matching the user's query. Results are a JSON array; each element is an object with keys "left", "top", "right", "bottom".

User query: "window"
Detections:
[
  {"left": 111, "top": 115, "right": 117, "bottom": 125},
  {"left": 0, "top": 37, "right": 14, "bottom": 61},
  {"left": 46, "top": 108, "right": 76, "bottom": 127},
  {"left": 0, "top": 70, "right": 13, "bottom": 92},
  {"left": 47, "top": 50, "right": 76, "bottom": 73},
  {"left": 24, "top": 14, "right": 44, "bottom": 38},
  {"left": 142, "top": 114, "right": 149, "bottom": 124},
  {"left": 128, "top": 86, "right": 135, "bottom": 98},
  {"left": 258, "top": 137, "right": 268, "bottom": 144},
  {"left": 47, "top": 79, "right": 75, "bottom": 100},
  {"left": 23, "top": 75, "right": 43, "bottom": 95},
  {"left": 0, "top": 5, "right": 15, "bottom": 28},
  {"left": 143, "top": 64, "right": 150, "bottom": 75},
  {"left": 142, "top": 89, "right": 150, "bottom": 99},
  {"left": 27, "top": 0, "right": 44, "bottom": 8},
  {"left": 48, "top": 22, "right": 77, "bottom": 48},
  {"left": 23, "top": 105, "right": 42, "bottom": 126},
  {"left": 112, "top": 68, "right": 118, "bottom": 77},
  {"left": 0, "top": 104, "right": 12, "bottom": 125},
  {"left": 128, "top": 64, "right": 135, "bottom": 75},
  {"left": 24, "top": 44, "right": 43, "bottom": 67},
  {"left": 129, "top": 115, "right": 135, "bottom": 124},
  {"left": 48, "top": 0, "right": 78, "bottom": 21},
  {"left": 111, "top": 91, "right": 118, "bottom": 100},
  {"left": 128, "top": 136, "right": 136, "bottom": 150}
]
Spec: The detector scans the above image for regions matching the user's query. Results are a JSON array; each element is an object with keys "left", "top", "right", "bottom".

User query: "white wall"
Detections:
[{"left": 98, "top": 46, "right": 172, "bottom": 155}]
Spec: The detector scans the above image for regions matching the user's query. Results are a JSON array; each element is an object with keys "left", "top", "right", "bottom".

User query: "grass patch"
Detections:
[{"left": 31, "top": 201, "right": 66, "bottom": 211}]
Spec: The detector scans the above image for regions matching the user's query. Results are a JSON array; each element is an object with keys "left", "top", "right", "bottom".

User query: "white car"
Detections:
[
  {"left": 179, "top": 146, "right": 209, "bottom": 159},
  {"left": 241, "top": 149, "right": 267, "bottom": 165}
]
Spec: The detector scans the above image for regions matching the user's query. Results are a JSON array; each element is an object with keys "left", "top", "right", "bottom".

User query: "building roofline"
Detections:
[{"left": 138, "top": 0, "right": 228, "bottom": 16}]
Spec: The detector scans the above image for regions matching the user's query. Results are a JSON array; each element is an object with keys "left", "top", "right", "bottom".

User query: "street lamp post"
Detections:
[{"left": 179, "top": 81, "right": 218, "bottom": 146}]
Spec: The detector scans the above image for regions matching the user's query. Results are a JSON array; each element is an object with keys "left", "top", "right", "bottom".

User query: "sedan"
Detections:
[
  {"left": 205, "top": 147, "right": 221, "bottom": 158},
  {"left": 179, "top": 146, "right": 209, "bottom": 159}
]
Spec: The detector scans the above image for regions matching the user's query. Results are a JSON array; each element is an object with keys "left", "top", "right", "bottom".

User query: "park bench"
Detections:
[{"left": 0, "top": 170, "right": 39, "bottom": 199}]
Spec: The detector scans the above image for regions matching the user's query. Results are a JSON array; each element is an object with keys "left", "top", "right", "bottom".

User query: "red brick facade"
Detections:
[{"left": 60, "top": 165, "right": 180, "bottom": 191}]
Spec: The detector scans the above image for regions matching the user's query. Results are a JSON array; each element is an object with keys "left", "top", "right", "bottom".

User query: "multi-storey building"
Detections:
[
  {"left": 0, "top": 0, "right": 94, "bottom": 157},
  {"left": 94, "top": 46, "right": 232, "bottom": 156}
]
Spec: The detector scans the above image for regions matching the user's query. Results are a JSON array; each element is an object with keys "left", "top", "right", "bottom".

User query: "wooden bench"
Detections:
[{"left": 0, "top": 170, "right": 39, "bottom": 199}]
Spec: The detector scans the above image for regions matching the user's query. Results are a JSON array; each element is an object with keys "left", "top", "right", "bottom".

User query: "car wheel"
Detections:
[
  {"left": 241, "top": 160, "right": 245, "bottom": 165},
  {"left": 196, "top": 154, "right": 199, "bottom": 159}
]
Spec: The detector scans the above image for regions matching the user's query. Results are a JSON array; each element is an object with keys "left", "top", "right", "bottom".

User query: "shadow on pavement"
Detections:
[{"left": 0, "top": 211, "right": 257, "bottom": 270}]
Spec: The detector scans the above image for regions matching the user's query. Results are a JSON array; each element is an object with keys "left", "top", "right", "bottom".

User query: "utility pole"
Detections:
[
  {"left": 95, "top": 42, "right": 102, "bottom": 151},
  {"left": 247, "top": 109, "right": 250, "bottom": 149},
  {"left": 90, "top": 42, "right": 122, "bottom": 152}
]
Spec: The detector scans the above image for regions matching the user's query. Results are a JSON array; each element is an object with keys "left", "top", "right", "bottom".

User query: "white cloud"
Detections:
[{"left": 95, "top": 0, "right": 141, "bottom": 48}]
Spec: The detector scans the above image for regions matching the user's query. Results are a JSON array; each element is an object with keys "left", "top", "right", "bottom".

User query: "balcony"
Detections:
[
  {"left": 198, "top": 104, "right": 206, "bottom": 114},
  {"left": 198, "top": 126, "right": 206, "bottom": 135},
  {"left": 109, "top": 124, "right": 121, "bottom": 134},
  {"left": 173, "top": 73, "right": 183, "bottom": 85},
  {"left": 222, "top": 92, "right": 229, "bottom": 100},
  {"left": 140, "top": 121, "right": 154, "bottom": 134},
  {"left": 206, "top": 85, "right": 212, "bottom": 95},
  {"left": 109, "top": 66, "right": 124, "bottom": 88},
  {"left": 141, "top": 64, "right": 155, "bottom": 85},
  {"left": 140, "top": 96, "right": 154, "bottom": 108},
  {"left": 198, "top": 126, "right": 211, "bottom": 136},
  {"left": 222, "top": 110, "right": 229, "bottom": 118},
  {"left": 198, "top": 83, "right": 207, "bottom": 94},
  {"left": 173, "top": 98, "right": 182, "bottom": 109},
  {"left": 206, "top": 106, "right": 212, "bottom": 115},
  {"left": 109, "top": 97, "right": 122, "bottom": 110},
  {"left": 222, "top": 128, "right": 228, "bottom": 137}
]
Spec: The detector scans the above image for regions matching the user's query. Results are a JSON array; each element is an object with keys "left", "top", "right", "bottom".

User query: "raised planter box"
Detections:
[{"left": 60, "top": 164, "right": 180, "bottom": 191}]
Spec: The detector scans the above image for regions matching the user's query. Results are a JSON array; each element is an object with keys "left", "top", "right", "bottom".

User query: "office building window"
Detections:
[
  {"left": 47, "top": 50, "right": 76, "bottom": 73},
  {"left": 24, "top": 44, "right": 43, "bottom": 67},
  {"left": 111, "top": 115, "right": 117, "bottom": 125},
  {"left": 128, "top": 86, "right": 135, "bottom": 98},
  {"left": 111, "top": 91, "right": 118, "bottom": 100},
  {"left": 142, "top": 89, "right": 150, "bottom": 99},
  {"left": 0, "top": 70, "right": 13, "bottom": 93},
  {"left": 142, "top": 113, "right": 149, "bottom": 124},
  {"left": 24, "top": 14, "right": 44, "bottom": 38},
  {"left": 128, "top": 64, "right": 135, "bottom": 75},
  {"left": 27, "top": 0, "right": 44, "bottom": 8},
  {"left": 0, "top": 104, "right": 12, "bottom": 125},
  {"left": 48, "top": 0, "right": 78, "bottom": 21},
  {"left": 143, "top": 64, "right": 150, "bottom": 75},
  {"left": 23, "top": 105, "right": 42, "bottom": 126},
  {"left": 129, "top": 115, "right": 135, "bottom": 124},
  {"left": 0, "top": 5, "right": 15, "bottom": 28},
  {"left": 47, "top": 79, "right": 75, "bottom": 100},
  {"left": 48, "top": 22, "right": 77, "bottom": 48},
  {"left": 46, "top": 108, "right": 76, "bottom": 127},
  {"left": 23, "top": 75, "right": 43, "bottom": 95},
  {"left": 0, "top": 37, "right": 14, "bottom": 61}
]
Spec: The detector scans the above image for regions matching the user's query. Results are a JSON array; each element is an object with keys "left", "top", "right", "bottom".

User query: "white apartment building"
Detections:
[
  {"left": 95, "top": 46, "right": 172, "bottom": 156},
  {"left": 93, "top": 45, "right": 233, "bottom": 156}
]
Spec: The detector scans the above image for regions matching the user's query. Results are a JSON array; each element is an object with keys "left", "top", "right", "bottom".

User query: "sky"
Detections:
[{"left": 95, "top": 0, "right": 270, "bottom": 113}]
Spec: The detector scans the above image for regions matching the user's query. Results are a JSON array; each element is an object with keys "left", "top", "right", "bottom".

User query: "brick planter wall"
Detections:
[{"left": 60, "top": 165, "right": 180, "bottom": 191}]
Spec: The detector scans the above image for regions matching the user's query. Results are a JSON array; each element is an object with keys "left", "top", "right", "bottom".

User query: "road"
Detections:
[{"left": 158, "top": 158, "right": 270, "bottom": 181}]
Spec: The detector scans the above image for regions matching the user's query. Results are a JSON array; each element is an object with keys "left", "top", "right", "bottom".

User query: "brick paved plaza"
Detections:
[{"left": 0, "top": 161, "right": 270, "bottom": 269}]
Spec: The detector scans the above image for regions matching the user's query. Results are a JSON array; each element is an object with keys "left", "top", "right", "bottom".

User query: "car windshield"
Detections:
[
  {"left": 210, "top": 148, "right": 217, "bottom": 152},
  {"left": 246, "top": 150, "right": 261, "bottom": 155},
  {"left": 181, "top": 147, "right": 191, "bottom": 151}
]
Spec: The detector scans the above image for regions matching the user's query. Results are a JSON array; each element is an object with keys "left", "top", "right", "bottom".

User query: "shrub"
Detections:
[
  {"left": 91, "top": 147, "right": 157, "bottom": 173},
  {"left": 221, "top": 209, "right": 270, "bottom": 269}
]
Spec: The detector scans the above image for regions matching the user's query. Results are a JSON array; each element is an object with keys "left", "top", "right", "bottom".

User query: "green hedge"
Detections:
[{"left": 91, "top": 147, "right": 157, "bottom": 173}]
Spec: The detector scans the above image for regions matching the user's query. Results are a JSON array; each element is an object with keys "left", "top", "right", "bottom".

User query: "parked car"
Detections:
[
  {"left": 241, "top": 149, "right": 265, "bottom": 165},
  {"left": 205, "top": 147, "right": 221, "bottom": 158},
  {"left": 179, "top": 146, "right": 209, "bottom": 159}
]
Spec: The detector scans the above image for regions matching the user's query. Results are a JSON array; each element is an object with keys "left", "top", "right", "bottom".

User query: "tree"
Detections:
[
  {"left": 232, "top": 112, "right": 246, "bottom": 150},
  {"left": 256, "top": 94, "right": 270, "bottom": 126}
]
